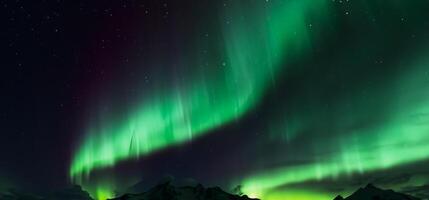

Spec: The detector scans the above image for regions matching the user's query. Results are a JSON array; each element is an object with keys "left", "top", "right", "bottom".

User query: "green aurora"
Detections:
[
  {"left": 70, "top": 1, "right": 429, "bottom": 200},
  {"left": 71, "top": 0, "right": 331, "bottom": 197}
]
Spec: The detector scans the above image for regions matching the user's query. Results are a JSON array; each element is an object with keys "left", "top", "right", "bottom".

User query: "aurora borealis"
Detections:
[
  {"left": 70, "top": 0, "right": 335, "bottom": 198},
  {"left": 70, "top": 0, "right": 330, "bottom": 184},
  {"left": 3, "top": 0, "right": 429, "bottom": 200}
]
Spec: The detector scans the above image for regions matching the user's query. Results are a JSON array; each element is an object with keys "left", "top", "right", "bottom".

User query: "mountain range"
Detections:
[{"left": 0, "top": 181, "right": 423, "bottom": 200}]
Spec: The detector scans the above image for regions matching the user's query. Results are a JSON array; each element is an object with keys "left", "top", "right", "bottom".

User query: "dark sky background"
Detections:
[
  {"left": 1, "top": 0, "right": 84, "bottom": 189},
  {"left": 0, "top": 0, "right": 181, "bottom": 190},
  {"left": 1, "top": 0, "right": 229, "bottom": 192},
  {"left": 2, "top": 1, "right": 429, "bottom": 200}
]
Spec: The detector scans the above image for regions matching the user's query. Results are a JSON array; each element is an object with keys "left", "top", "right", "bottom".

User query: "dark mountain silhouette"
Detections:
[
  {"left": 400, "top": 184, "right": 429, "bottom": 200},
  {"left": 124, "top": 176, "right": 199, "bottom": 195},
  {"left": 0, "top": 190, "right": 43, "bottom": 200},
  {"left": 0, "top": 182, "right": 420, "bottom": 200},
  {"left": 45, "top": 185, "right": 92, "bottom": 200},
  {"left": 335, "top": 184, "right": 420, "bottom": 200},
  {"left": 109, "top": 180, "right": 258, "bottom": 200},
  {"left": 0, "top": 185, "right": 92, "bottom": 200}
]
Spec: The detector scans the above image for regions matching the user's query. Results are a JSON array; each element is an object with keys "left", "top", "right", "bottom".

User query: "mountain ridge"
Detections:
[
  {"left": 335, "top": 184, "right": 420, "bottom": 200},
  {"left": 109, "top": 180, "right": 258, "bottom": 200}
]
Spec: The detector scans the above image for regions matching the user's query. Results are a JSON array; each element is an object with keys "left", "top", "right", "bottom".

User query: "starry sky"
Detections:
[{"left": 2, "top": 0, "right": 429, "bottom": 200}]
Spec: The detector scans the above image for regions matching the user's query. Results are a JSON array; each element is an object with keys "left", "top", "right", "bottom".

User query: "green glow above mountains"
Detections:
[
  {"left": 69, "top": 1, "right": 429, "bottom": 200},
  {"left": 71, "top": 0, "right": 329, "bottom": 184}
]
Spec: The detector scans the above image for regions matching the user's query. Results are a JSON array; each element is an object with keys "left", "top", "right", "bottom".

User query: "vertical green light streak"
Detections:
[
  {"left": 71, "top": 0, "right": 329, "bottom": 180},
  {"left": 70, "top": 1, "right": 429, "bottom": 200},
  {"left": 70, "top": 1, "right": 332, "bottom": 198},
  {"left": 241, "top": 51, "right": 429, "bottom": 199}
]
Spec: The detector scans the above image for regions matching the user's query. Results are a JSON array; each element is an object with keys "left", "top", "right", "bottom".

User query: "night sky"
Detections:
[{"left": 2, "top": 1, "right": 429, "bottom": 200}]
